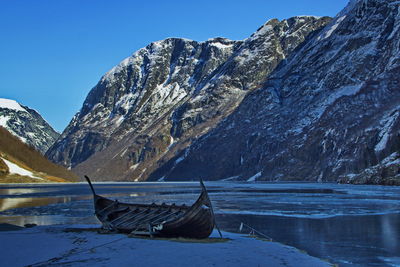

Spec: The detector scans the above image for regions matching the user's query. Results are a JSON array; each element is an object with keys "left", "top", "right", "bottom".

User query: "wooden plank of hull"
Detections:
[
  {"left": 159, "top": 190, "right": 214, "bottom": 238},
  {"left": 160, "top": 208, "right": 214, "bottom": 238},
  {"left": 85, "top": 176, "right": 216, "bottom": 239}
]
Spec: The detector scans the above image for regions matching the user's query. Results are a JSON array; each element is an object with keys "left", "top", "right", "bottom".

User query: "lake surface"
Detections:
[{"left": 0, "top": 182, "right": 399, "bottom": 267}]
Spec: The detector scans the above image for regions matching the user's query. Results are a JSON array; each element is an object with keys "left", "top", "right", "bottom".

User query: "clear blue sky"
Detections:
[{"left": 0, "top": 0, "right": 349, "bottom": 132}]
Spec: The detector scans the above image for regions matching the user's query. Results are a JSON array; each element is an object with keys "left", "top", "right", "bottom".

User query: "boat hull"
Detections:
[{"left": 86, "top": 177, "right": 216, "bottom": 239}]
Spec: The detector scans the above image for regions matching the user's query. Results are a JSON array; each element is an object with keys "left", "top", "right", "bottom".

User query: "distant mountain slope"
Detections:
[
  {"left": 0, "top": 98, "right": 59, "bottom": 154},
  {"left": 154, "top": 0, "right": 400, "bottom": 185},
  {"left": 46, "top": 16, "right": 330, "bottom": 181},
  {"left": 0, "top": 127, "right": 77, "bottom": 183}
]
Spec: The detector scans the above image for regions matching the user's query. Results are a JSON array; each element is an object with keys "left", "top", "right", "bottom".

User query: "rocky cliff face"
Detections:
[
  {"left": 154, "top": 0, "right": 400, "bottom": 185},
  {"left": 46, "top": 16, "right": 330, "bottom": 181},
  {"left": 0, "top": 98, "right": 59, "bottom": 154}
]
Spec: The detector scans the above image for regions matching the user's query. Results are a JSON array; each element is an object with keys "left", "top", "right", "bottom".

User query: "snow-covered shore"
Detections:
[{"left": 0, "top": 224, "right": 332, "bottom": 267}]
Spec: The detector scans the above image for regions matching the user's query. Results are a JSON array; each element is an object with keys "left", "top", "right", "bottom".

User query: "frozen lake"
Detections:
[{"left": 0, "top": 182, "right": 399, "bottom": 266}]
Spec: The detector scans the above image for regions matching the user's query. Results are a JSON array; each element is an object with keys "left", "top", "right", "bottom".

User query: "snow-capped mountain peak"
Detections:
[
  {"left": 0, "top": 98, "right": 59, "bottom": 154},
  {"left": 0, "top": 98, "right": 26, "bottom": 112}
]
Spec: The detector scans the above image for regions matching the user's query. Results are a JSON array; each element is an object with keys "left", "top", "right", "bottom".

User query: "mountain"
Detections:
[
  {"left": 0, "top": 98, "right": 59, "bottom": 154},
  {"left": 151, "top": 0, "right": 400, "bottom": 185},
  {"left": 0, "top": 126, "right": 77, "bottom": 183},
  {"left": 46, "top": 16, "right": 330, "bottom": 181}
]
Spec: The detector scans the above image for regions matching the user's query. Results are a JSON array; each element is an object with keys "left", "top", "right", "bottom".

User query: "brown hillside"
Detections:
[
  {"left": 0, "top": 127, "right": 78, "bottom": 181},
  {"left": 0, "top": 158, "right": 9, "bottom": 177}
]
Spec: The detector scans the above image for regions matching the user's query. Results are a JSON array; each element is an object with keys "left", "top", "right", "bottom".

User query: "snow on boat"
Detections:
[{"left": 85, "top": 176, "right": 219, "bottom": 239}]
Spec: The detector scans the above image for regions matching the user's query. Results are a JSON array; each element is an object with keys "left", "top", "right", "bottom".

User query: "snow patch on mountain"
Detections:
[
  {"left": 247, "top": 172, "right": 262, "bottom": 182},
  {"left": 0, "top": 116, "right": 10, "bottom": 128},
  {"left": 375, "top": 111, "right": 399, "bottom": 152},
  {"left": 251, "top": 23, "right": 273, "bottom": 39},
  {"left": 1, "top": 157, "right": 43, "bottom": 179},
  {"left": 0, "top": 98, "right": 26, "bottom": 112},
  {"left": 209, "top": 42, "right": 234, "bottom": 49},
  {"left": 320, "top": 15, "right": 346, "bottom": 40}
]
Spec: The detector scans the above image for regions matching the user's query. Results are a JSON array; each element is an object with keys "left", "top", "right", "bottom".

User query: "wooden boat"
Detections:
[{"left": 85, "top": 176, "right": 221, "bottom": 239}]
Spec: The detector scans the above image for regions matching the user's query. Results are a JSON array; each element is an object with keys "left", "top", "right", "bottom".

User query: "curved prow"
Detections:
[
  {"left": 199, "top": 179, "right": 223, "bottom": 238},
  {"left": 84, "top": 175, "right": 96, "bottom": 196},
  {"left": 199, "top": 179, "right": 208, "bottom": 195}
]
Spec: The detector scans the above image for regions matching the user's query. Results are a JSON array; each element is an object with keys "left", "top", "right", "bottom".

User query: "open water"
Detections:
[{"left": 0, "top": 182, "right": 399, "bottom": 267}]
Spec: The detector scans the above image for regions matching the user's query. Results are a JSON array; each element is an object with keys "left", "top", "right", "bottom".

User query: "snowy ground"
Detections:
[{"left": 0, "top": 224, "right": 332, "bottom": 267}]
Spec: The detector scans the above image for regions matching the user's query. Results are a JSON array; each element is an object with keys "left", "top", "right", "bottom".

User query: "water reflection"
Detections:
[
  {"left": 0, "top": 215, "right": 98, "bottom": 227},
  {"left": 0, "top": 188, "right": 44, "bottom": 195},
  {"left": 381, "top": 214, "right": 399, "bottom": 253},
  {"left": 0, "top": 196, "right": 90, "bottom": 212}
]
